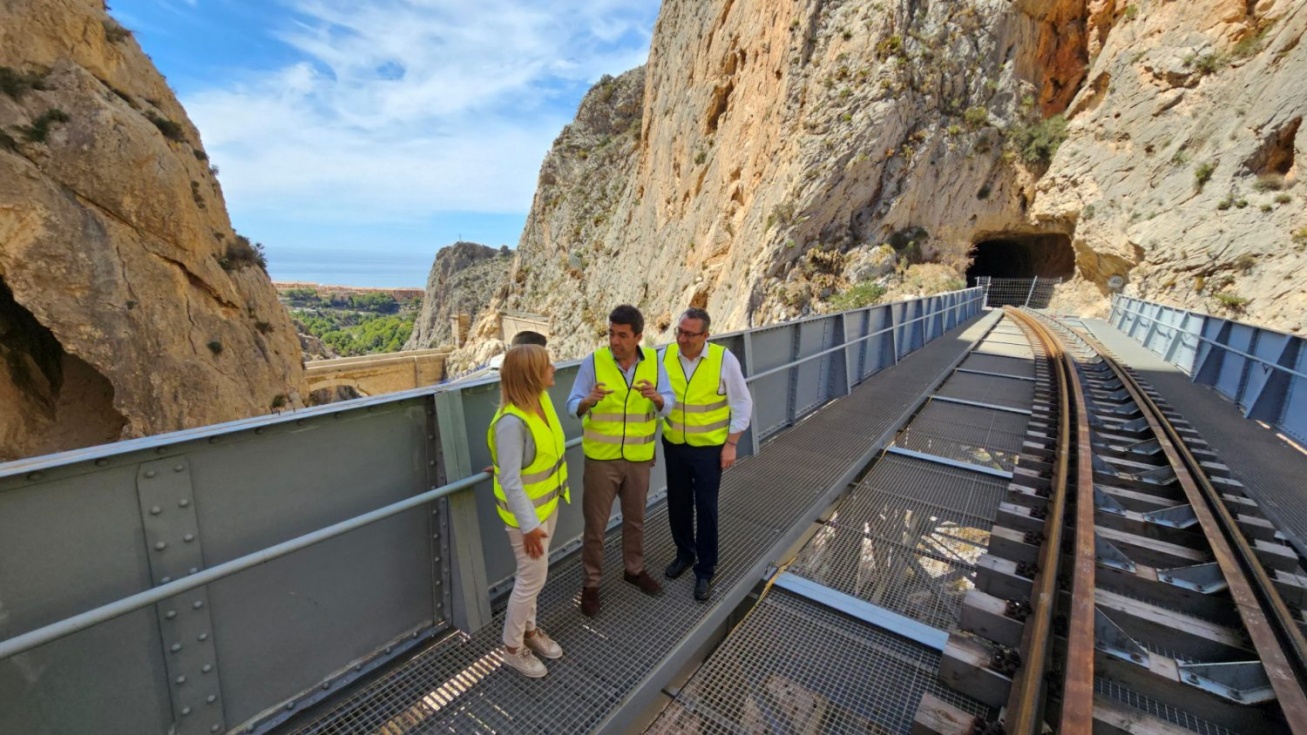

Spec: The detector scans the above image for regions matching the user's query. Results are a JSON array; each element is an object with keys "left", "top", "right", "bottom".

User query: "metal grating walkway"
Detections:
[
  {"left": 652, "top": 316, "right": 1040, "bottom": 734},
  {"left": 281, "top": 312, "right": 1004, "bottom": 734},
  {"left": 646, "top": 590, "right": 991, "bottom": 734}
]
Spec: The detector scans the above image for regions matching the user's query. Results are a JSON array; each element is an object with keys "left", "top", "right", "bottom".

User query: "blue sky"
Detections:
[{"left": 109, "top": 0, "right": 661, "bottom": 286}]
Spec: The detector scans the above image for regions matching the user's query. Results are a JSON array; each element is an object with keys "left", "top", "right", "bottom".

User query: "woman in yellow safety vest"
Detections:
[{"left": 487, "top": 344, "right": 570, "bottom": 678}]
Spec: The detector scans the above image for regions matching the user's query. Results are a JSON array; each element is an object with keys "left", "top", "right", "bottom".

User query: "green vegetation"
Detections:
[
  {"left": 1293, "top": 227, "right": 1307, "bottom": 245},
  {"left": 1275, "top": 193, "right": 1292, "bottom": 204},
  {"left": 0, "top": 129, "right": 16, "bottom": 152},
  {"left": 218, "top": 235, "right": 267, "bottom": 272},
  {"left": 146, "top": 111, "right": 186, "bottom": 142},
  {"left": 103, "top": 19, "right": 132, "bottom": 43},
  {"left": 1185, "top": 52, "right": 1223, "bottom": 76},
  {"left": 1213, "top": 293, "right": 1248, "bottom": 311},
  {"left": 207, "top": 340, "right": 223, "bottom": 355},
  {"left": 282, "top": 286, "right": 420, "bottom": 357},
  {"left": 963, "top": 106, "right": 988, "bottom": 128},
  {"left": 1012, "top": 114, "right": 1067, "bottom": 166},
  {"left": 1233, "top": 254, "right": 1256, "bottom": 272},
  {"left": 20, "top": 109, "right": 70, "bottom": 143},
  {"left": 1193, "top": 161, "right": 1216, "bottom": 191},
  {"left": 1123, "top": 5, "right": 1139, "bottom": 21},
  {"left": 829, "top": 282, "right": 886, "bottom": 311},
  {"left": 0, "top": 67, "right": 48, "bottom": 99}
]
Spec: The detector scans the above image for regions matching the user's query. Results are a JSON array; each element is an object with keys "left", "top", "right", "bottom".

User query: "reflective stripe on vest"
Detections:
[
  {"left": 488, "top": 392, "right": 570, "bottom": 528},
  {"left": 663, "top": 342, "right": 730, "bottom": 447},
  {"left": 582, "top": 346, "right": 659, "bottom": 461}
]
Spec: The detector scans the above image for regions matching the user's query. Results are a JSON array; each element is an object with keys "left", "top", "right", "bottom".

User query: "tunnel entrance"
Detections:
[
  {"left": 967, "top": 233, "right": 1075, "bottom": 307},
  {"left": 967, "top": 233, "right": 1075, "bottom": 281}
]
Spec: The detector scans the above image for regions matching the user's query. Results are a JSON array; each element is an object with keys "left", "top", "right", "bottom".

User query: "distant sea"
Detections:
[{"left": 266, "top": 248, "right": 434, "bottom": 289}]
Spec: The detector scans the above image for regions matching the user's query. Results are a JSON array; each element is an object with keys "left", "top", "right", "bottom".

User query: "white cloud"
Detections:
[{"left": 182, "top": 0, "right": 658, "bottom": 226}]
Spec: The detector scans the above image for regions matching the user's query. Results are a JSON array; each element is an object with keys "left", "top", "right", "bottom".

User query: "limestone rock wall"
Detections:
[
  {"left": 406, "top": 241, "right": 512, "bottom": 351},
  {"left": 452, "top": 0, "right": 1305, "bottom": 368},
  {"left": 0, "top": 0, "right": 305, "bottom": 461}
]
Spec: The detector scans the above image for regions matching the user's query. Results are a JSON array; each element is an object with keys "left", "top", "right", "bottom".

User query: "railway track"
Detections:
[{"left": 926, "top": 308, "right": 1307, "bottom": 734}]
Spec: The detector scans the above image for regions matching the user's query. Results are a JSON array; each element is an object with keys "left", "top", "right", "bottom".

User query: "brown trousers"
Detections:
[{"left": 581, "top": 457, "right": 653, "bottom": 587}]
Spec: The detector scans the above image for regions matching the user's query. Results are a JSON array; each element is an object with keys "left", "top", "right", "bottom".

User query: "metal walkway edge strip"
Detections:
[
  {"left": 956, "top": 367, "right": 1039, "bottom": 382},
  {"left": 886, "top": 446, "right": 1015, "bottom": 479},
  {"left": 933, "top": 395, "right": 1034, "bottom": 415},
  {"left": 772, "top": 572, "right": 948, "bottom": 652}
]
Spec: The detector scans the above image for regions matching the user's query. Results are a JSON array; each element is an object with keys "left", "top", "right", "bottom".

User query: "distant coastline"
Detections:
[{"left": 266, "top": 248, "right": 431, "bottom": 290}]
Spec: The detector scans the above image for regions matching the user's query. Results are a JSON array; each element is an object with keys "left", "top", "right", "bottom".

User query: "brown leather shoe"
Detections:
[
  {"left": 623, "top": 570, "right": 663, "bottom": 596},
  {"left": 580, "top": 586, "right": 600, "bottom": 618}
]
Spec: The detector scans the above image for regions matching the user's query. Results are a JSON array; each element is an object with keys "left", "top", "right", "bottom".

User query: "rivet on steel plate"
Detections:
[
  {"left": 177, "top": 676, "right": 187, "bottom": 685},
  {"left": 166, "top": 610, "right": 177, "bottom": 619},
  {"left": 428, "top": 434, "right": 435, "bottom": 441},
  {"left": 255, "top": 427, "right": 265, "bottom": 435},
  {"left": 161, "top": 576, "right": 172, "bottom": 584},
  {"left": 155, "top": 542, "right": 167, "bottom": 551},
  {"left": 26, "top": 471, "right": 43, "bottom": 481},
  {"left": 435, "top": 580, "right": 442, "bottom": 586},
  {"left": 181, "top": 706, "right": 191, "bottom": 716},
  {"left": 385, "top": 647, "right": 392, "bottom": 654},
  {"left": 193, "top": 600, "right": 204, "bottom": 609},
  {"left": 179, "top": 499, "right": 190, "bottom": 507},
  {"left": 171, "top": 643, "right": 182, "bottom": 652},
  {"left": 190, "top": 567, "right": 199, "bottom": 574},
  {"left": 174, "top": 465, "right": 185, "bottom": 473},
  {"left": 322, "top": 682, "right": 331, "bottom": 690},
  {"left": 202, "top": 664, "right": 212, "bottom": 673},
  {"left": 198, "top": 632, "right": 209, "bottom": 641},
  {"left": 207, "top": 695, "right": 217, "bottom": 704},
  {"left": 184, "top": 534, "right": 195, "bottom": 543},
  {"left": 285, "top": 702, "right": 296, "bottom": 710},
  {"left": 150, "top": 506, "right": 162, "bottom": 515},
  {"left": 145, "top": 470, "right": 157, "bottom": 479},
  {"left": 95, "top": 458, "right": 109, "bottom": 467},
  {"left": 429, "top": 460, "right": 436, "bottom": 466},
  {"left": 413, "top": 631, "right": 419, "bottom": 638},
  {"left": 211, "top": 725, "right": 221, "bottom": 733},
  {"left": 354, "top": 664, "right": 362, "bottom": 671},
  {"left": 434, "top": 556, "right": 440, "bottom": 562}
]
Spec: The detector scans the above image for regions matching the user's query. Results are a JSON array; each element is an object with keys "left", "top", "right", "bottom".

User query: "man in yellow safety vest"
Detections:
[
  {"left": 567, "top": 305, "right": 675, "bottom": 617},
  {"left": 659, "top": 308, "right": 753, "bottom": 602}
]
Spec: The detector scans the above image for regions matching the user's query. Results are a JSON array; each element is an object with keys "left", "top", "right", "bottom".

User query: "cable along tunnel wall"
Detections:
[{"left": 0, "top": 288, "right": 984, "bottom": 735}]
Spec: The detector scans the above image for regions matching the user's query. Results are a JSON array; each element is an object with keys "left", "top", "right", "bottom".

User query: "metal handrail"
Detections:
[
  {"left": 1112, "top": 303, "right": 1307, "bottom": 381},
  {"left": 0, "top": 436, "right": 582, "bottom": 662},
  {"left": 746, "top": 293, "right": 983, "bottom": 384}
]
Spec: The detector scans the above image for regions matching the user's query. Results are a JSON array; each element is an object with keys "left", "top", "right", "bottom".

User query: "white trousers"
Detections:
[{"left": 502, "top": 510, "right": 558, "bottom": 648}]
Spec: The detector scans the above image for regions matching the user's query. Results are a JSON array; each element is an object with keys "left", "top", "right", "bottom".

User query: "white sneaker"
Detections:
[
  {"left": 524, "top": 627, "right": 563, "bottom": 659},
  {"left": 501, "top": 646, "right": 547, "bottom": 678}
]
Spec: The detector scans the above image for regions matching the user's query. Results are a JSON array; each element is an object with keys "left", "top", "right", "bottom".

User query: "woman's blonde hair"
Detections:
[{"left": 499, "top": 344, "right": 551, "bottom": 410}]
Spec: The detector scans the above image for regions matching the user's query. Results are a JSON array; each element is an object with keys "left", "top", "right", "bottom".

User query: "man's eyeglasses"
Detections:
[{"left": 676, "top": 328, "right": 705, "bottom": 338}]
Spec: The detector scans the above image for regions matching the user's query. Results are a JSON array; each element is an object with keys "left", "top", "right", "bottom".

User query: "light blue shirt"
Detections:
[{"left": 567, "top": 347, "right": 675, "bottom": 421}]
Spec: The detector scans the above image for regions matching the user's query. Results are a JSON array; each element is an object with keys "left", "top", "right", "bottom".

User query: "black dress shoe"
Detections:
[
  {"left": 694, "top": 577, "right": 713, "bottom": 602},
  {"left": 665, "top": 557, "right": 694, "bottom": 579}
]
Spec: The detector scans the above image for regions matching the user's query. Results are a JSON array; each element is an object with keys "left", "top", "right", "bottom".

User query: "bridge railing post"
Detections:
[{"left": 434, "top": 389, "right": 492, "bottom": 634}]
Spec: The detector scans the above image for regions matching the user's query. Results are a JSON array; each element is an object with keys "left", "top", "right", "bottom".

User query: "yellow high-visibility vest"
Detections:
[
  {"left": 663, "top": 343, "right": 730, "bottom": 446},
  {"left": 582, "top": 347, "right": 659, "bottom": 461},
  {"left": 488, "top": 392, "right": 569, "bottom": 527}
]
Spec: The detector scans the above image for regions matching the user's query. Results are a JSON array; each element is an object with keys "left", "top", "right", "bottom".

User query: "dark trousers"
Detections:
[{"left": 662, "top": 438, "right": 722, "bottom": 580}]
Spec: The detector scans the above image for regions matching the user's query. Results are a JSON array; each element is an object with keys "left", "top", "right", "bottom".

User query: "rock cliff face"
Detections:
[
  {"left": 406, "top": 241, "right": 513, "bottom": 351},
  {"left": 452, "top": 0, "right": 1305, "bottom": 367},
  {"left": 0, "top": 0, "right": 305, "bottom": 461}
]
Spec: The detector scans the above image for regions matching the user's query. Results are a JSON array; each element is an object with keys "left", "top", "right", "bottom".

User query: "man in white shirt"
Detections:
[{"left": 658, "top": 308, "right": 753, "bottom": 601}]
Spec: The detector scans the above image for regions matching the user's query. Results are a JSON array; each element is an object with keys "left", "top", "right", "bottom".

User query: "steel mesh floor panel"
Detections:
[
  {"left": 647, "top": 590, "right": 991, "bottom": 734},
  {"left": 972, "top": 342, "right": 1035, "bottom": 359},
  {"left": 959, "top": 352, "right": 1036, "bottom": 378},
  {"left": 1095, "top": 677, "right": 1236, "bottom": 735},
  {"left": 853, "top": 455, "right": 1010, "bottom": 525},
  {"left": 895, "top": 402, "right": 1032, "bottom": 473},
  {"left": 934, "top": 372, "right": 1035, "bottom": 410},
  {"left": 283, "top": 313, "right": 1000, "bottom": 735}
]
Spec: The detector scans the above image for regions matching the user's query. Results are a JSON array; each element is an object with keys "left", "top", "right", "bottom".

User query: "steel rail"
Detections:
[
  {"left": 1071, "top": 326, "right": 1307, "bottom": 732},
  {"left": 1000, "top": 308, "right": 1094, "bottom": 735}
]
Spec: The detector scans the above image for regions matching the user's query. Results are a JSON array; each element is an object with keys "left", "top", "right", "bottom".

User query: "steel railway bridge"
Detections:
[{"left": 3, "top": 286, "right": 1306, "bottom": 735}]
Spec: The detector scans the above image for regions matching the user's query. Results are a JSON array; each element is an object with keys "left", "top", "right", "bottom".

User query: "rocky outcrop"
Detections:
[
  {"left": 449, "top": 0, "right": 1305, "bottom": 367},
  {"left": 406, "top": 241, "right": 513, "bottom": 350},
  {"left": 0, "top": 0, "right": 305, "bottom": 461}
]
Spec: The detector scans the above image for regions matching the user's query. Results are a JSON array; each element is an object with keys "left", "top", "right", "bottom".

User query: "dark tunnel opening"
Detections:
[{"left": 966, "top": 233, "right": 1076, "bottom": 282}]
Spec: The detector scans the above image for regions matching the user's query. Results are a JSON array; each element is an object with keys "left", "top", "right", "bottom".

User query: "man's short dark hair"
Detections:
[
  {"left": 510, "top": 330, "right": 548, "bottom": 347},
  {"left": 680, "top": 307, "right": 711, "bottom": 332},
  {"left": 609, "top": 304, "right": 644, "bottom": 335}
]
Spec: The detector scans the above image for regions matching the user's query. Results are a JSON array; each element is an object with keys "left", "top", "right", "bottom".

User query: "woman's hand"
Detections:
[{"left": 523, "top": 527, "right": 548, "bottom": 559}]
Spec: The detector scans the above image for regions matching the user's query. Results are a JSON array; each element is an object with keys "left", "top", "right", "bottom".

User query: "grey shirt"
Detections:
[{"left": 492, "top": 414, "right": 545, "bottom": 534}]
